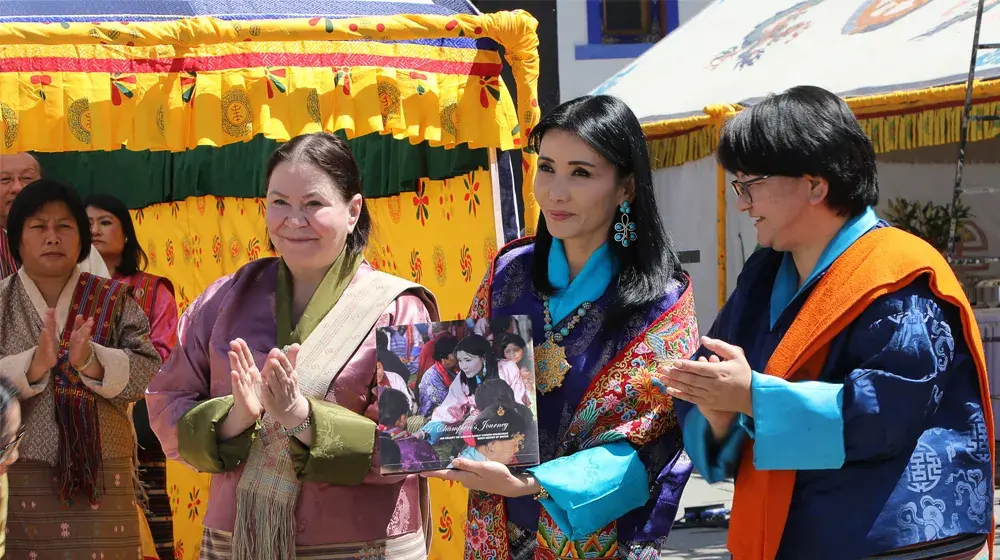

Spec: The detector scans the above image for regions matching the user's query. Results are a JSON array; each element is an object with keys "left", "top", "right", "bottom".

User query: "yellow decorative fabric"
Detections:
[
  {"left": 639, "top": 80, "right": 1000, "bottom": 170},
  {"left": 0, "top": 11, "right": 533, "bottom": 558},
  {"left": 0, "top": 43, "right": 516, "bottom": 152},
  {"left": 483, "top": 11, "right": 542, "bottom": 235},
  {"left": 363, "top": 169, "right": 499, "bottom": 318},
  {"left": 139, "top": 505, "right": 158, "bottom": 559},
  {"left": 427, "top": 479, "right": 467, "bottom": 559},
  {"left": 129, "top": 196, "right": 274, "bottom": 314},
  {"left": 165, "top": 460, "right": 211, "bottom": 560},
  {"left": 133, "top": 169, "right": 493, "bottom": 557},
  {"left": 0, "top": 11, "right": 542, "bottom": 236}
]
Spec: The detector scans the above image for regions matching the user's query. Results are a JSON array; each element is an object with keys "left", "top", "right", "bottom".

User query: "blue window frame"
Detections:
[{"left": 575, "top": 0, "right": 679, "bottom": 60}]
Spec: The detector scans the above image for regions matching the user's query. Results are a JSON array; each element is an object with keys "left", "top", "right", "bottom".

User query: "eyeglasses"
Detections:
[
  {"left": 730, "top": 175, "right": 770, "bottom": 205},
  {"left": 0, "top": 425, "right": 25, "bottom": 463}
]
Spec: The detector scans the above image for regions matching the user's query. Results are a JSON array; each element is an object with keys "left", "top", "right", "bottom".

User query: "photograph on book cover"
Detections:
[{"left": 376, "top": 316, "right": 540, "bottom": 474}]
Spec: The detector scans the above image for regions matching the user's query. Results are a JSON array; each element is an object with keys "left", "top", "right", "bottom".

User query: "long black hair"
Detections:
[
  {"left": 84, "top": 194, "right": 148, "bottom": 275},
  {"left": 455, "top": 334, "right": 498, "bottom": 395},
  {"left": 527, "top": 95, "right": 683, "bottom": 328},
  {"left": 378, "top": 388, "right": 411, "bottom": 426},
  {"left": 432, "top": 335, "right": 459, "bottom": 362}
]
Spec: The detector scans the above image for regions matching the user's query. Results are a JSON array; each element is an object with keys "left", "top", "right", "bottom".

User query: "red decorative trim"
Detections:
[{"left": 0, "top": 52, "right": 502, "bottom": 76}]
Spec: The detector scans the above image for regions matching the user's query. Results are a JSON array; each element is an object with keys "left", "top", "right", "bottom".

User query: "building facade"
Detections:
[{"left": 557, "top": 0, "right": 712, "bottom": 101}]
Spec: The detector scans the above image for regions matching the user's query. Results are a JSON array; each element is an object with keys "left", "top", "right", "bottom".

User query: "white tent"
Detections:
[{"left": 594, "top": 0, "right": 1000, "bottom": 331}]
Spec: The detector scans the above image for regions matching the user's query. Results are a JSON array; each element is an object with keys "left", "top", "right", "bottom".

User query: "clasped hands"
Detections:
[
  {"left": 227, "top": 338, "right": 308, "bottom": 431},
  {"left": 657, "top": 336, "right": 755, "bottom": 422},
  {"left": 28, "top": 309, "right": 100, "bottom": 383}
]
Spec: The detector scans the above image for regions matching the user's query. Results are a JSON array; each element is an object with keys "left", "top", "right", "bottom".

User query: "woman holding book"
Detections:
[
  {"left": 146, "top": 132, "right": 439, "bottom": 560},
  {"left": 425, "top": 95, "right": 700, "bottom": 559}
]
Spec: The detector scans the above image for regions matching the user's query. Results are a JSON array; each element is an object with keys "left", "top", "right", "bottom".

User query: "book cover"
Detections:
[{"left": 376, "top": 315, "right": 539, "bottom": 474}]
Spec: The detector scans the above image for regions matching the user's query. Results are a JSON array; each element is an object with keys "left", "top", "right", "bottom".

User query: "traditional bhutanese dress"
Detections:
[
  {"left": 678, "top": 208, "right": 994, "bottom": 560},
  {"left": 417, "top": 362, "right": 455, "bottom": 417},
  {"left": 415, "top": 333, "right": 447, "bottom": 381},
  {"left": 116, "top": 270, "right": 178, "bottom": 560},
  {"left": 379, "top": 425, "right": 443, "bottom": 472},
  {"left": 425, "top": 360, "right": 525, "bottom": 425},
  {"left": 115, "top": 271, "right": 177, "bottom": 363},
  {"left": 391, "top": 329, "right": 422, "bottom": 376},
  {"left": 147, "top": 251, "right": 439, "bottom": 560},
  {"left": 465, "top": 237, "right": 700, "bottom": 560},
  {"left": 0, "top": 267, "right": 161, "bottom": 560}
]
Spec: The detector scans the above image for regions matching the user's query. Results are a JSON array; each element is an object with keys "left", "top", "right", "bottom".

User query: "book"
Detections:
[{"left": 375, "top": 315, "right": 539, "bottom": 474}]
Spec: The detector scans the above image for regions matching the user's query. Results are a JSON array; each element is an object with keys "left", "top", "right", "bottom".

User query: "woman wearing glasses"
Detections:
[{"left": 668, "top": 86, "right": 993, "bottom": 560}]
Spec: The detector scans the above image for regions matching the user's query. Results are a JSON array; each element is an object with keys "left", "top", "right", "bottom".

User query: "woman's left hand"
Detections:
[
  {"left": 68, "top": 314, "right": 99, "bottom": 378},
  {"left": 422, "top": 459, "right": 539, "bottom": 498},
  {"left": 259, "top": 344, "right": 309, "bottom": 430}
]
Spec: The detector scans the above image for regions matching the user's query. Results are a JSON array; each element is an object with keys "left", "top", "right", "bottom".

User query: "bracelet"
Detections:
[
  {"left": 72, "top": 343, "right": 95, "bottom": 371},
  {"left": 280, "top": 413, "right": 312, "bottom": 437},
  {"left": 533, "top": 486, "right": 550, "bottom": 501}
]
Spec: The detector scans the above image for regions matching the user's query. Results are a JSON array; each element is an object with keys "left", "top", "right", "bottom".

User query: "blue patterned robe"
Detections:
[
  {"left": 417, "top": 362, "right": 454, "bottom": 418},
  {"left": 679, "top": 212, "right": 993, "bottom": 559}
]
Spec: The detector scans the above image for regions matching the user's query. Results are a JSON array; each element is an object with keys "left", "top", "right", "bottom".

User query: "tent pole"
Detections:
[
  {"left": 947, "top": 0, "right": 989, "bottom": 259},
  {"left": 488, "top": 148, "right": 508, "bottom": 246},
  {"left": 708, "top": 106, "right": 737, "bottom": 312}
]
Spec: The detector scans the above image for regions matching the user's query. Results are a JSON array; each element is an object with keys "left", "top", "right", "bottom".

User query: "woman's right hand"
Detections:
[
  {"left": 28, "top": 308, "right": 60, "bottom": 383},
  {"left": 694, "top": 354, "right": 738, "bottom": 441},
  {"left": 227, "top": 338, "right": 263, "bottom": 423}
]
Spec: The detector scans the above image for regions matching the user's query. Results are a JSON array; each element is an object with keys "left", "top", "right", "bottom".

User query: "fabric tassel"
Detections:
[
  {"left": 50, "top": 274, "right": 128, "bottom": 508},
  {"left": 231, "top": 481, "right": 297, "bottom": 560},
  {"left": 54, "top": 365, "right": 104, "bottom": 507},
  {"left": 128, "top": 403, "right": 150, "bottom": 511}
]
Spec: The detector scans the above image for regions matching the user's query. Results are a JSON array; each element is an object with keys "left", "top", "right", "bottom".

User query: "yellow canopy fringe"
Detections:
[
  {"left": 641, "top": 79, "right": 1000, "bottom": 170},
  {"left": 646, "top": 123, "right": 716, "bottom": 169}
]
